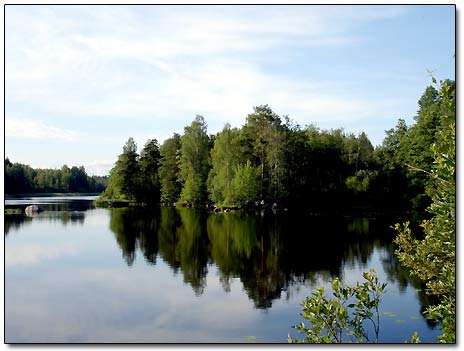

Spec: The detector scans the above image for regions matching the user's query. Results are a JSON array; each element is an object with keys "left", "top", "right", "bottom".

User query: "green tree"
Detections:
[
  {"left": 69, "top": 166, "right": 89, "bottom": 192},
  {"left": 342, "top": 132, "right": 373, "bottom": 173},
  {"left": 282, "top": 125, "right": 312, "bottom": 207},
  {"left": 304, "top": 128, "right": 347, "bottom": 206},
  {"left": 179, "top": 116, "right": 211, "bottom": 205},
  {"left": 101, "top": 137, "right": 139, "bottom": 201},
  {"left": 345, "top": 169, "right": 378, "bottom": 195},
  {"left": 138, "top": 139, "right": 162, "bottom": 203},
  {"left": 370, "top": 119, "right": 410, "bottom": 209},
  {"left": 376, "top": 118, "right": 409, "bottom": 170},
  {"left": 5, "top": 161, "right": 35, "bottom": 193},
  {"left": 59, "top": 165, "right": 71, "bottom": 192},
  {"left": 240, "top": 105, "right": 285, "bottom": 200},
  {"left": 225, "top": 161, "right": 261, "bottom": 207},
  {"left": 399, "top": 81, "right": 455, "bottom": 210},
  {"left": 394, "top": 123, "right": 455, "bottom": 343},
  {"left": 207, "top": 124, "right": 241, "bottom": 205},
  {"left": 394, "top": 79, "right": 455, "bottom": 343},
  {"left": 159, "top": 133, "right": 182, "bottom": 203},
  {"left": 266, "top": 121, "right": 287, "bottom": 200}
]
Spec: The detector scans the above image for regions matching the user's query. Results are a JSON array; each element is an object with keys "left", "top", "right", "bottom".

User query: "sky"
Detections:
[{"left": 4, "top": 4, "right": 456, "bottom": 176}]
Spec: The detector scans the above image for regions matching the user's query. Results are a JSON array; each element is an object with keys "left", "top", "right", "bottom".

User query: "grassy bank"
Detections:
[{"left": 5, "top": 208, "right": 23, "bottom": 215}]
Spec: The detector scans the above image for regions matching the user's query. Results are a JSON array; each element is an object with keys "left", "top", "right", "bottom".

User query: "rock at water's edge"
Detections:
[{"left": 25, "top": 205, "right": 42, "bottom": 215}]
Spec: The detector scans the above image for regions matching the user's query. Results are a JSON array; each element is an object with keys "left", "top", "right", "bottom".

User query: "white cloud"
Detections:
[
  {"left": 5, "top": 5, "right": 405, "bottom": 120},
  {"left": 6, "top": 5, "right": 393, "bottom": 76},
  {"left": 84, "top": 160, "right": 115, "bottom": 176},
  {"left": 5, "top": 4, "right": 411, "bottom": 159},
  {"left": 5, "top": 117, "right": 81, "bottom": 142}
]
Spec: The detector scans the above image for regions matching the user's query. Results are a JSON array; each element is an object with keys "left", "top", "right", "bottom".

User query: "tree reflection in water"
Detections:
[
  {"left": 5, "top": 210, "right": 86, "bottom": 236},
  {"left": 107, "top": 207, "right": 436, "bottom": 318}
]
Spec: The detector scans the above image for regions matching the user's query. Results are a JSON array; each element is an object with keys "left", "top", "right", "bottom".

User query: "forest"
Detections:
[
  {"left": 98, "top": 79, "right": 455, "bottom": 214},
  {"left": 4, "top": 160, "right": 108, "bottom": 194}
]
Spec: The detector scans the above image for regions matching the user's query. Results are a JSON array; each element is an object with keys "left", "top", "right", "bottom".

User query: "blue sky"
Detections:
[{"left": 5, "top": 5, "right": 455, "bottom": 176}]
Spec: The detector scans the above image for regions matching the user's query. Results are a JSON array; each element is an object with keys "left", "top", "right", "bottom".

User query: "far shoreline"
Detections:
[{"left": 5, "top": 192, "right": 101, "bottom": 199}]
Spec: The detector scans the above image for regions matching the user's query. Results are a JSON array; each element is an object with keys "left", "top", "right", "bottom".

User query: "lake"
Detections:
[{"left": 4, "top": 196, "right": 441, "bottom": 343}]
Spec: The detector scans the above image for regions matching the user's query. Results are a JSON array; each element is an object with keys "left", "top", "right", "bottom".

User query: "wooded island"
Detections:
[{"left": 97, "top": 79, "right": 454, "bottom": 214}]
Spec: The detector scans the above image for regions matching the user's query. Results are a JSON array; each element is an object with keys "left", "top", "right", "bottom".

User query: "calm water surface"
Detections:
[{"left": 5, "top": 196, "right": 441, "bottom": 343}]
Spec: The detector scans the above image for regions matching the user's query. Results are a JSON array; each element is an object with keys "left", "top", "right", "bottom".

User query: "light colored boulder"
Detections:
[{"left": 25, "top": 205, "right": 42, "bottom": 215}]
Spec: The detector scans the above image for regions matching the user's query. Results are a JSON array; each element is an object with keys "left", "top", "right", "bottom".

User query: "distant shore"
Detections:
[{"left": 5, "top": 192, "right": 100, "bottom": 199}]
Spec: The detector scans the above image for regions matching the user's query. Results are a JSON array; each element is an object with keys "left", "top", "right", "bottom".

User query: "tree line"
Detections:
[
  {"left": 4, "top": 159, "right": 108, "bottom": 194},
  {"left": 100, "top": 79, "right": 454, "bottom": 213}
]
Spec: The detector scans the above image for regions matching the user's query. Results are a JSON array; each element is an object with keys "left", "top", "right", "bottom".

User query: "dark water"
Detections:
[{"left": 4, "top": 197, "right": 441, "bottom": 343}]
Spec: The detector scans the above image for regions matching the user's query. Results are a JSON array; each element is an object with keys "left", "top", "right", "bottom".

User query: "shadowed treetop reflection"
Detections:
[{"left": 5, "top": 211, "right": 87, "bottom": 235}]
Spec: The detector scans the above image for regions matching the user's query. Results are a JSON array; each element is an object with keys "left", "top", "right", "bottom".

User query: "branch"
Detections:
[{"left": 405, "top": 163, "right": 453, "bottom": 186}]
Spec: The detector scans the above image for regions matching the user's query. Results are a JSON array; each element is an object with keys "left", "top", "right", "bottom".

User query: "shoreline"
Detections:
[{"left": 5, "top": 192, "right": 101, "bottom": 199}]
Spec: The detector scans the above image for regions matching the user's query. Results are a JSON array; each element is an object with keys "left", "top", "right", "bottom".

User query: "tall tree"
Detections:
[
  {"left": 207, "top": 124, "right": 241, "bottom": 206},
  {"left": 159, "top": 133, "right": 182, "bottom": 203},
  {"left": 138, "top": 139, "right": 162, "bottom": 203},
  {"left": 103, "top": 137, "right": 139, "bottom": 201},
  {"left": 283, "top": 125, "right": 312, "bottom": 206},
  {"left": 368, "top": 119, "right": 411, "bottom": 209},
  {"left": 240, "top": 105, "right": 285, "bottom": 200},
  {"left": 179, "top": 116, "right": 211, "bottom": 204},
  {"left": 69, "top": 166, "right": 89, "bottom": 192}
]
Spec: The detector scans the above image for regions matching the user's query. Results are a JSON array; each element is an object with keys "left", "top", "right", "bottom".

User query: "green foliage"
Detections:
[
  {"left": 402, "top": 82, "right": 454, "bottom": 210},
  {"left": 375, "top": 118, "right": 409, "bottom": 174},
  {"left": 101, "top": 137, "right": 140, "bottom": 201},
  {"left": 342, "top": 132, "right": 374, "bottom": 172},
  {"left": 394, "top": 80, "right": 455, "bottom": 343},
  {"left": 373, "top": 80, "right": 455, "bottom": 211},
  {"left": 225, "top": 161, "right": 261, "bottom": 207},
  {"left": 138, "top": 139, "right": 162, "bottom": 203},
  {"left": 181, "top": 172, "right": 206, "bottom": 206},
  {"left": 179, "top": 116, "right": 211, "bottom": 205},
  {"left": 207, "top": 124, "right": 241, "bottom": 205},
  {"left": 159, "top": 133, "right": 182, "bottom": 203},
  {"left": 117, "top": 137, "right": 139, "bottom": 200},
  {"left": 240, "top": 105, "right": 286, "bottom": 200},
  {"left": 345, "top": 170, "right": 378, "bottom": 195},
  {"left": 289, "top": 269, "right": 386, "bottom": 343},
  {"left": 5, "top": 208, "right": 22, "bottom": 215},
  {"left": 38, "top": 78, "right": 453, "bottom": 217},
  {"left": 100, "top": 137, "right": 163, "bottom": 203}
]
